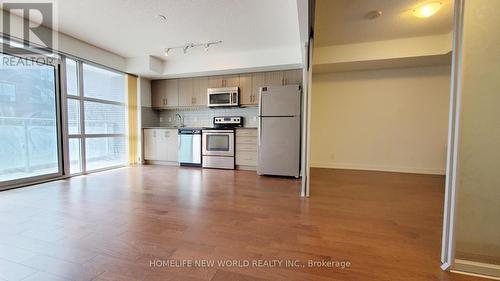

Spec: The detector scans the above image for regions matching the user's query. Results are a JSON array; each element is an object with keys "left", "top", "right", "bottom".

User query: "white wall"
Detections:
[
  {"left": 0, "top": 10, "right": 126, "bottom": 71},
  {"left": 311, "top": 65, "right": 451, "bottom": 174}
]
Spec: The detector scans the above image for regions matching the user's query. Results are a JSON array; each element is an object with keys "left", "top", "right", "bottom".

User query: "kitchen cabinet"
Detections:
[
  {"left": 176, "top": 77, "right": 208, "bottom": 107},
  {"left": 223, "top": 75, "right": 239, "bottom": 87},
  {"left": 208, "top": 76, "right": 223, "bottom": 88},
  {"left": 208, "top": 75, "right": 239, "bottom": 88},
  {"left": 151, "top": 80, "right": 166, "bottom": 108},
  {"left": 165, "top": 79, "right": 179, "bottom": 107},
  {"left": 238, "top": 73, "right": 253, "bottom": 105},
  {"left": 265, "top": 71, "right": 285, "bottom": 86},
  {"left": 283, "top": 69, "right": 302, "bottom": 85},
  {"left": 178, "top": 78, "right": 194, "bottom": 107},
  {"left": 143, "top": 128, "right": 178, "bottom": 163},
  {"left": 151, "top": 79, "right": 179, "bottom": 108},
  {"left": 193, "top": 77, "right": 208, "bottom": 106},
  {"left": 143, "top": 129, "right": 157, "bottom": 160},
  {"left": 151, "top": 70, "right": 302, "bottom": 109},
  {"left": 251, "top": 72, "right": 266, "bottom": 105},
  {"left": 235, "top": 128, "right": 258, "bottom": 169}
]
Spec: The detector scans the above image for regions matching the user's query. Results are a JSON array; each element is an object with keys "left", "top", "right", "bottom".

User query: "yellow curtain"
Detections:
[{"left": 127, "top": 75, "right": 138, "bottom": 164}]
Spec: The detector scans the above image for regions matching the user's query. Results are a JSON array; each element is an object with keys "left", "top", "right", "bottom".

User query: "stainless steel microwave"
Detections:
[{"left": 207, "top": 87, "right": 239, "bottom": 107}]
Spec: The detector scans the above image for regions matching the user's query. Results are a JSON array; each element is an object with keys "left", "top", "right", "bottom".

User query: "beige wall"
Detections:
[
  {"left": 311, "top": 65, "right": 451, "bottom": 174},
  {"left": 454, "top": 0, "right": 500, "bottom": 266}
]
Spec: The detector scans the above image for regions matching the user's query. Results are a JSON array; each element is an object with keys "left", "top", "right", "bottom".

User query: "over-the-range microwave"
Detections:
[{"left": 207, "top": 87, "right": 239, "bottom": 107}]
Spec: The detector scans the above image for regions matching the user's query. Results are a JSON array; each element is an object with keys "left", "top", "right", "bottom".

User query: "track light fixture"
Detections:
[{"left": 163, "top": 40, "right": 222, "bottom": 56}]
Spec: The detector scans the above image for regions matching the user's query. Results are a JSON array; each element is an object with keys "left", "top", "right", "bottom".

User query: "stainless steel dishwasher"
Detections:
[{"left": 178, "top": 128, "right": 202, "bottom": 167}]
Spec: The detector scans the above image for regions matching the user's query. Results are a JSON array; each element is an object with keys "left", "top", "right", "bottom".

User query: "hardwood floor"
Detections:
[{"left": 0, "top": 166, "right": 486, "bottom": 281}]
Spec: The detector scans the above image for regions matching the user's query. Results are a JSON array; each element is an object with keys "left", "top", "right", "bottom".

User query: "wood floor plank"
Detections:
[{"left": 0, "top": 166, "right": 489, "bottom": 281}]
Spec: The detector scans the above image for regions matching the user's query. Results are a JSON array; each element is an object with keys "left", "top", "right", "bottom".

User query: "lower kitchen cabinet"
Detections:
[
  {"left": 143, "top": 128, "right": 179, "bottom": 164},
  {"left": 235, "top": 128, "right": 258, "bottom": 170}
]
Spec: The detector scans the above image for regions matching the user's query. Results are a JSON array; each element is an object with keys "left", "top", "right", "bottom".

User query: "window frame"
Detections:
[{"left": 62, "top": 57, "right": 128, "bottom": 176}]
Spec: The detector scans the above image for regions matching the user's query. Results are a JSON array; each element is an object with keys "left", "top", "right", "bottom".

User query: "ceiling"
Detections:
[
  {"left": 315, "top": 0, "right": 454, "bottom": 47},
  {"left": 52, "top": 0, "right": 301, "bottom": 59}
]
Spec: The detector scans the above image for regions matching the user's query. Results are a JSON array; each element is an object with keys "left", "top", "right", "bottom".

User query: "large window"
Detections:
[
  {"left": 65, "top": 59, "right": 127, "bottom": 174},
  {"left": 0, "top": 53, "right": 61, "bottom": 186}
]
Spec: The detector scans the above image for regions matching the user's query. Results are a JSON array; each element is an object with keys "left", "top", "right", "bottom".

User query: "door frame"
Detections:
[
  {"left": 441, "top": 0, "right": 465, "bottom": 271},
  {"left": 0, "top": 51, "right": 64, "bottom": 191}
]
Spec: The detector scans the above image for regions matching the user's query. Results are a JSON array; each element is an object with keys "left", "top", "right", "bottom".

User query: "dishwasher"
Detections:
[{"left": 178, "top": 128, "right": 202, "bottom": 167}]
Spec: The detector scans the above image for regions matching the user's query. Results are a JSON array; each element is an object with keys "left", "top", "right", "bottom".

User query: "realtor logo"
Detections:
[{"left": 1, "top": 1, "right": 55, "bottom": 55}]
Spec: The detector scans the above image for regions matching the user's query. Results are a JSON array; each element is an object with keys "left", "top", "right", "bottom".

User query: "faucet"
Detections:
[{"left": 175, "top": 113, "right": 185, "bottom": 127}]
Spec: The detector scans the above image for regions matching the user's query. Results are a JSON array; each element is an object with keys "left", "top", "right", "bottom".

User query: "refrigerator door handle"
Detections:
[{"left": 258, "top": 118, "right": 262, "bottom": 146}]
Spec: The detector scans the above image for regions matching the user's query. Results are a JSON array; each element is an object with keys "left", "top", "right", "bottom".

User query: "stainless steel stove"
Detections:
[{"left": 202, "top": 116, "right": 243, "bottom": 170}]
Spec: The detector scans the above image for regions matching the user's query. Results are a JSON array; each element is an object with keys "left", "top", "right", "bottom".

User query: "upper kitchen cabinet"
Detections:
[
  {"left": 165, "top": 79, "right": 179, "bottom": 106},
  {"left": 151, "top": 79, "right": 179, "bottom": 108},
  {"left": 239, "top": 73, "right": 254, "bottom": 105},
  {"left": 208, "top": 76, "right": 224, "bottom": 88},
  {"left": 151, "top": 80, "right": 166, "bottom": 108},
  {"left": 265, "top": 71, "right": 285, "bottom": 86},
  {"left": 193, "top": 77, "right": 208, "bottom": 106},
  {"left": 208, "top": 75, "right": 239, "bottom": 88},
  {"left": 178, "top": 78, "right": 194, "bottom": 107},
  {"left": 251, "top": 72, "right": 266, "bottom": 105},
  {"left": 283, "top": 69, "right": 302, "bottom": 85},
  {"left": 223, "top": 75, "right": 239, "bottom": 87}
]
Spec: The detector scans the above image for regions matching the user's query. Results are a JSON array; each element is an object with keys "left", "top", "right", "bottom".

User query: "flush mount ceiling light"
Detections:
[
  {"left": 365, "top": 10, "right": 382, "bottom": 20},
  {"left": 413, "top": 1, "right": 443, "bottom": 18},
  {"left": 163, "top": 40, "right": 222, "bottom": 57}
]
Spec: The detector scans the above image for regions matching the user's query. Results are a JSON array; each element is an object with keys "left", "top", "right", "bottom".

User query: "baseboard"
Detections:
[
  {"left": 310, "top": 162, "right": 445, "bottom": 175},
  {"left": 452, "top": 259, "right": 500, "bottom": 280},
  {"left": 236, "top": 165, "right": 256, "bottom": 171},
  {"left": 144, "top": 160, "right": 179, "bottom": 166}
]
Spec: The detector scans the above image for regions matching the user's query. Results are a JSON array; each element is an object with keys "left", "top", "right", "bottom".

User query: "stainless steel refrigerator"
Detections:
[{"left": 257, "top": 85, "right": 301, "bottom": 177}]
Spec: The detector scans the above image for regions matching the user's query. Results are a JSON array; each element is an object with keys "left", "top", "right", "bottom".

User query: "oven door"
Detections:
[{"left": 202, "top": 130, "right": 234, "bottom": 156}]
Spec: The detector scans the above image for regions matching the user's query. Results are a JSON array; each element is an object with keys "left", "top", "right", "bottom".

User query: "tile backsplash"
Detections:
[{"left": 159, "top": 107, "right": 259, "bottom": 128}]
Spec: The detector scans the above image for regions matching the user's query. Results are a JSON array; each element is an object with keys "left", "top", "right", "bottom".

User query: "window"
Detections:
[
  {"left": 0, "top": 53, "right": 61, "bottom": 185},
  {"left": 65, "top": 59, "right": 128, "bottom": 174}
]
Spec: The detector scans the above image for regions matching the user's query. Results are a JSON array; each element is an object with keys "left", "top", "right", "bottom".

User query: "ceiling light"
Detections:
[
  {"left": 365, "top": 10, "right": 382, "bottom": 20},
  {"left": 413, "top": 1, "right": 443, "bottom": 18},
  {"left": 163, "top": 40, "right": 222, "bottom": 57}
]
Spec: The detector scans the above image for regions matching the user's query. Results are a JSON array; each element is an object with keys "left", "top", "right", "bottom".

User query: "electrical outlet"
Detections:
[
  {"left": 159, "top": 117, "right": 163, "bottom": 122},
  {"left": 168, "top": 117, "right": 172, "bottom": 122},
  {"left": 253, "top": 116, "right": 257, "bottom": 122}
]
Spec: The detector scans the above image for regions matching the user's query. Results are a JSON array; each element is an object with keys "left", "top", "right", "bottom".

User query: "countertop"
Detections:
[
  {"left": 143, "top": 126, "right": 257, "bottom": 129},
  {"left": 142, "top": 126, "right": 202, "bottom": 129}
]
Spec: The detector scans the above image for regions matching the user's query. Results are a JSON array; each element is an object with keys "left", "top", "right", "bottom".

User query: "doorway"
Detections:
[{"left": 0, "top": 52, "right": 62, "bottom": 190}]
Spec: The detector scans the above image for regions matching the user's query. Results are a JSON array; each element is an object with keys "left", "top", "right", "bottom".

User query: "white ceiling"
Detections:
[
  {"left": 315, "top": 0, "right": 454, "bottom": 47},
  {"left": 53, "top": 0, "right": 301, "bottom": 59}
]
